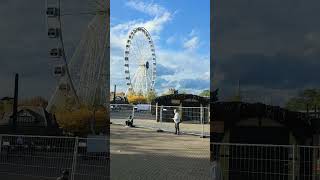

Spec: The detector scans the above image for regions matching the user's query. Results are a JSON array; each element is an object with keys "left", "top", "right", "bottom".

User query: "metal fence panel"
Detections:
[
  {"left": 211, "top": 143, "right": 320, "bottom": 180},
  {"left": 0, "top": 135, "right": 74, "bottom": 178},
  {"left": 74, "top": 137, "right": 109, "bottom": 180},
  {"left": 110, "top": 104, "right": 210, "bottom": 137},
  {"left": 0, "top": 135, "right": 109, "bottom": 180}
]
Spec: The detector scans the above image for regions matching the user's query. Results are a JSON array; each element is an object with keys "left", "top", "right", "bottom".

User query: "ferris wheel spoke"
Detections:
[
  {"left": 134, "top": 36, "right": 145, "bottom": 64},
  {"left": 132, "top": 38, "right": 144, "bottom": 64},
  {"left": 129, "top": 44, "right": 140, "bottom": 64}
]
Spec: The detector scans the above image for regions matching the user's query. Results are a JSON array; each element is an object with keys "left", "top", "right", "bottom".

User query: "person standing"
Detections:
[{"left": 172, "top": 109, "right": 181, "bottom": 135}]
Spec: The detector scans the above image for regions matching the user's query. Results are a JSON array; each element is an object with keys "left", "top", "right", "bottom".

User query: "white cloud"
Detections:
[
  {"left": 189, "top": 29, "right": 197, "bottom": 37},
  {"left": 166, "top": 36, "right": 176, "bottom": 44},
  {"left": 183, "top": 36, "right": 199, "bottom": 51},
  {"left": 156, "top": 49, "right": 210, "bottom": 91},
  {"left": 125, "top": 0, "right": 167, "bottom": 17}
]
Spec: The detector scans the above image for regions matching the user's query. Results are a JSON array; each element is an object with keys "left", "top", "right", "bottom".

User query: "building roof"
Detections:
[
  {"left": 0, "top": 106, "right": 53, "bottom": 127},
  {"left": 212, "top": 101, "right": 315, "bottom": 142},
  {"left": 153, "top": 94, "right": 209, "bottom": 104}
]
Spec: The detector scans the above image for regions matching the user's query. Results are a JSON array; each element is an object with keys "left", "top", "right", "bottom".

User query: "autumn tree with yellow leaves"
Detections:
[
  {"left": 54, "top": 102, "right": 108, "bottom": 135},
  {"left": 126, "top": 91, "right": 148, "bottom": 104}
]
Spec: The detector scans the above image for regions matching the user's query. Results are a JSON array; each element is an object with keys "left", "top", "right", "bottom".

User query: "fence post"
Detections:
[
  {"left": 157, "top": 105, "right": 164, "bottom": 132},
  {"left": 0, "top": 135, "right": 2, "bottom": 154},
  {"left": 149, "top": 103, "right": 152, "bottom": 113},
  {"left": 160, "top": 105, "right": 163, "bottom": 123},
  {"left": 156, "top": 103, "right": 158, "bottom": 122},
  {"left": 208, "top": 105, "right": 210, "bottom": 123},
  {"left": 200, "top": 105, "right": 205, "bottom": 138},
  {"left": 292, "top": 145, "right": 295, "bottom": 180},
  {"left": 179, "top": 104, "right": 183, "bottom": 121},
  {"left": 71, "top": 137, "right": 79, "bottom": 180}
]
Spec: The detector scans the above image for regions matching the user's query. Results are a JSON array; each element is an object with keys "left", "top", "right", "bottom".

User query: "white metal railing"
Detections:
[
  {"left": 0, "top": 135, "right": 109, "bottom": 180},
  {"left": 211, "top": 142, "right": 320, "bottom": 180},
  {"left": 110, "top": 104, "right": 210, "bottom": 137}
]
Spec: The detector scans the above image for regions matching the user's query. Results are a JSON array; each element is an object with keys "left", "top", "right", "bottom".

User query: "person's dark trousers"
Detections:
[{"left": 175, "top": 122, "right": 180, "bottom": 134}]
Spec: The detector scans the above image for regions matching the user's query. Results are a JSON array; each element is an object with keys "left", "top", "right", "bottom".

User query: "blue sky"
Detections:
[{"left": 110, "top": 0, "right": 210, "bottom": 95}]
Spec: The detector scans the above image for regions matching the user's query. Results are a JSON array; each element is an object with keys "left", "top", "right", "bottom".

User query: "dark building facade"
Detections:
[{"left": 210, "top": 101, "right": 318, "bottom": 180}]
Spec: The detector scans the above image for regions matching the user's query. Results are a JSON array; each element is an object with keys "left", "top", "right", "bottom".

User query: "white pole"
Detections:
[
  {"left": 208, "top": 105, "right": 210, "bottom": 123},
  {"left": 292, "top": 145, "right": 295, "bottom": 180},
  {"left": 160, "top": 105, "right": 163, "bottom": 125},
  {"left": 132, "top": 105, "right": 135, "bottom": 118},
  {"left": 201, "top": 105, "right": 204, "bottom": 138},
  {"left": 71, "top": 136, "right": 79, "bottom": 180},
  {"left": 157, "top": 105, "right": 163, "bottom": 132},
  {"left": 156, "top": 103, "right": 158, "bottom": 122}
]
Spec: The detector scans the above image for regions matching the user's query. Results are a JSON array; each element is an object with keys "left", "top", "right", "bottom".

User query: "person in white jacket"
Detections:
[{"left": 173, "top": 109, "right": 181, "bottom": 135}]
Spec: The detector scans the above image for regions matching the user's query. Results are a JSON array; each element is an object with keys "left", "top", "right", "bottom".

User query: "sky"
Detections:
[
  {"left": 110, "top": 0, "right": 210, "bottom": 95},
  {"left": 213, "top": 0, "right": 320, "bottom": 106},
  {"left": 2, "top": 0, "right": 320, "bottom": 107}
]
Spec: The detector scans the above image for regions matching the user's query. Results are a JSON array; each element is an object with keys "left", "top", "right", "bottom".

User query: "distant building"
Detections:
[
  {"left": 110, "top": 92, "right": 128, "bottom": 104},
  {"left": 167, "top": 88, "right": 178, "bottom": 95},
  {"left": 0, "top": 106, "right": 61, "bottom": 135}
]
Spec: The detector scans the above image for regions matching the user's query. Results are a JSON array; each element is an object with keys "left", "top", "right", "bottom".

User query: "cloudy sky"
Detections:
[
  {"left": 213, "top": 0, "right": 320, "bottom": 106},
  {"left": 110, "top": 0, "right": 210, "bottom": 95}
]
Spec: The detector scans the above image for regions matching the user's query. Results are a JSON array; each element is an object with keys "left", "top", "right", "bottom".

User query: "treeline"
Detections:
[{"left": 286, "top": 89, "right": 320, "bottom": 111}]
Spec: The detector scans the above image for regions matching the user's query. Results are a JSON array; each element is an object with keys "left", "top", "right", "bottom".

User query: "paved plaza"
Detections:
[{"left": 110, "top": 124, "right": 211, "bottom": 180}]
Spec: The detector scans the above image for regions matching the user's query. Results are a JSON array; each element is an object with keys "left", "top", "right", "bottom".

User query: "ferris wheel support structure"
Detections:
[{"left": 46, "top": 0, "right": 109, "bottom": 111}]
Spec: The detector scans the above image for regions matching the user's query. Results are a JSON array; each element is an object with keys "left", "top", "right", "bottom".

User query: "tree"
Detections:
[
  {"left": 55, "top": 105, "right": 108, "bottom": 135},
  {"left": 55, "top": 106, "right": 91, "bottom": 135},
  {"left": 127, "top": 93, "right": 147, "bottom": 104},
  {"left": 285, "top": 89, "right": 320, "bottom": 111},
  {"left": 19, "top": 96, "right": 48, "bottom": 108},
  {"left": 0, "top": 98, "right": 13, "bottom": 114},
  {"left": 146, "top": 90, "right": 157, "bottom": 103},
  {"left": 199, "top": 90, "right": 210, "bottom": 97}
]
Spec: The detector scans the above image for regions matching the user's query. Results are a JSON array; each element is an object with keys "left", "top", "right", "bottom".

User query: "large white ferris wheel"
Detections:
[
  {"left": 124, "top": 27, "right": 157, "bottom": 96},
  {"left": 45, "top": 0, "right": 109, "bottom": 111}
]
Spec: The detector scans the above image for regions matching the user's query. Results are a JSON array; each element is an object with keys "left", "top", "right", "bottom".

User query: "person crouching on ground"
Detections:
[
  {"left": 125, "top": 115, "right": 134, "bottom": 127},
  {"left": 173, "top": 109, "right": 181, "bottom": 135},
  {"left": 57, "top": 170, "right": 69, "bottom": 180}
]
